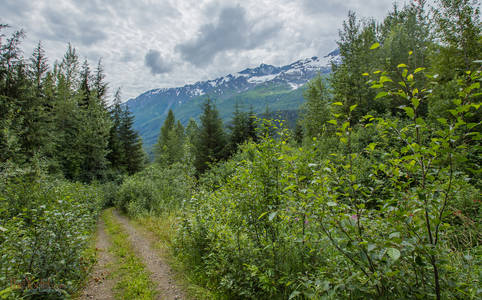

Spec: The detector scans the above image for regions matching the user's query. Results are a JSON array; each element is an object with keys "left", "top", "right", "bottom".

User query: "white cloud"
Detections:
[{"left": 1, "top": 0, "right": 395, "bottom": 100}]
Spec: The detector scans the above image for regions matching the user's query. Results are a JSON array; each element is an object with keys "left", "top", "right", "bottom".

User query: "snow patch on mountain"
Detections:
[{"left": 127, "top": 49, "right": 341, "bottom": 109}]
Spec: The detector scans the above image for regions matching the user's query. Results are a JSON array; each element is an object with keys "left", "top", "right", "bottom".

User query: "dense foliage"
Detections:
[
  {"left": 115, "top": 163, "right": 194, "bottom": 217},
  {"left": 0, "top": 170, "right": 104, "bottom": 298}
]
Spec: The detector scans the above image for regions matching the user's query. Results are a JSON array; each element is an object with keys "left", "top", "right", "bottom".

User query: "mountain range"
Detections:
[{"left": 126, "top": 49, "right": 340, "bottom": 150}]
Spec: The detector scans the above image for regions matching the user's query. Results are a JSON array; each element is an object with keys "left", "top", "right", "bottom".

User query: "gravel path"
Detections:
[
  {"left": 80, "top": 219, "right": 115, "bottom": 300},
  {"left": 113, "top": 210, "right": 186, "bottom": 300}
]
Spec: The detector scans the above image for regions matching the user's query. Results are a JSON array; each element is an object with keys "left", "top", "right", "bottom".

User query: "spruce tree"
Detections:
[
  {"left": 194, "top": 98, "right": 227, "bottom": 174},
  {"left": 119, "top": 106, "right": 145, "bottom": 175},
  {"left": 106, "top": 88, "right": 125, "bottom": 172},
  {"left": 0, "top": 27, "right": 26, "bottom": 166},
  {"left": 79, "top": 59, "right": 91, "bottom": 108},
  {"left": 228, "top": 103, "right": 257, "bottom": 155}
]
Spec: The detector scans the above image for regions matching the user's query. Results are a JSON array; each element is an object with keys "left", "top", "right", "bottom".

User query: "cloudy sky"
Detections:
[{"left": 2, "top": 0, "right": 397, "bottom": 100}]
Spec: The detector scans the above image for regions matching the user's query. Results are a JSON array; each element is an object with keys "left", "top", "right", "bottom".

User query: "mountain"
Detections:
[{"left": 126, "top": 49, "right": 340, "bottom": 150}]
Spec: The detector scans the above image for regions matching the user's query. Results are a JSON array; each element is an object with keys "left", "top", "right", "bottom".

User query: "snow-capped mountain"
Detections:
[{"left": 126, "top": 49, "right": 340, "bottom": 149}]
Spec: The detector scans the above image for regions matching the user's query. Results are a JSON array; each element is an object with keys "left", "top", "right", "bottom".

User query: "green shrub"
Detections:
[
  {"left": 115, "top": 163, "right": 194, "bottom": 216},
  {"left": 0, "top": 173, "right": 103, "bottom": 298}
]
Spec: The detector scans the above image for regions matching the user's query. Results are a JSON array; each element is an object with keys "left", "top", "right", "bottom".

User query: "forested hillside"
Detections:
[{"left": 1, "top": 0, "right": 480, "bottom": 299}]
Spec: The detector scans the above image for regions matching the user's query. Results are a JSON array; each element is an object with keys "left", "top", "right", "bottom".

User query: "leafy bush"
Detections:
[
  {"left": 0, "top": 172, "right": 103, "bottom": 298},
  {"left": 115, "top": 163, "right": 194, "bottom": 216}
]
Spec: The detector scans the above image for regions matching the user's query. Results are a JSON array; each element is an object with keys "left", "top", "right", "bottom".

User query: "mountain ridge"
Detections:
[{"left": 126, "top": 49, "right": 340, "bottom": 150}]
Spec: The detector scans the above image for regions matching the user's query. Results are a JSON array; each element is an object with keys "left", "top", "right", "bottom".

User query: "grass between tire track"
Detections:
[{"left": 103, "top": 208, "right": 158, "bottom": 299}]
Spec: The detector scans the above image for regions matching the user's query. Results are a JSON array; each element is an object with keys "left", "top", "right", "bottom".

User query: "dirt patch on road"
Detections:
[{"left": 113, "top": 211, "right": 186, "bottom": 300}]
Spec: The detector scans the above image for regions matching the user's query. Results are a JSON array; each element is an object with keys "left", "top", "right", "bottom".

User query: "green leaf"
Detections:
[
  {"left": 342, "top": 121, "right": 350, "bottom": 131},
  {"left": 370, "top": 42, "right": 380, "bottom": 50},
  {"left": 367, "top": 143, "right": 377, "bottom": 151},
  {"left": 402, "top": 107, "right": 415, "bottom": 119},
  {"left": 327, "top": 120, "right": 337, "bottom": 125},
  {"left": 332, "top": 102, "right": 343, "bottom": 106},
  {"left": 268, "top": 211, "right": 278, "bottom": 221},
  {"left": 375, "top": 91, "right": 389, "bottom": 99},
  {"left": 0, "top": 226, "right": 6, "bottom": 232},
  {"left": 368, "top": 244, "right": 376, "bottom": 252},
  {"left": 258, "top": 212, "right": 268, "bottom": 220},
  {"left": 350, "top": 104, "right": 358, "bottom": 112},
  {"left": 387, "top": 248, "right": 401, "bottom": 261},
  {"left": 414, "top": 67, "right": 425, "bottom": 74},
  {"left": 326, "top": 202, "right": 337, "bottom": 207},
  {"left": 362, "top": 72, "right": 369, "bottom": 76},
  {"left": 380, "top": 76, "right": 392, "bottom": 83},
  {"left": 411, "top": 97, "right": 420, "bottom": 109},
  {"left": 397, "top": 63, "right": 407, "bottom": 68},
  {"left": 437, "top": 118, "right": 447, "bottom": 125},
  {"left": 408, "top": 50, "right": 413, "bottom": 55}
]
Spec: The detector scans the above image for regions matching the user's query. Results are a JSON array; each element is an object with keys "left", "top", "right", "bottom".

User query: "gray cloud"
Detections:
[
  {"left": 144, "top": 49, "right": 173, "bottom": 74},
  {"left": 40, "top": 7, "right": 108, "bottom": 46},
  {"left": 2, "top": 0, "right": 395, "bottom": 100},
  {"left": 176, "top": 4, "right": 281, "bottom": 67},
  {"left": 2, "top": 0, "right": 34, "bottom": 18},
  {"left": 301, "top": 0, "right": 348, "bottom": 15}
]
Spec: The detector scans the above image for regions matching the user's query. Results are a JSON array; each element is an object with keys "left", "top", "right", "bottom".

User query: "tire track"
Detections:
[
  {"left": 80, "top": 219, "right": 115, "bottom": 300},
  {"left": 112, "top": 210, "right": 185, "bottom": 300}
]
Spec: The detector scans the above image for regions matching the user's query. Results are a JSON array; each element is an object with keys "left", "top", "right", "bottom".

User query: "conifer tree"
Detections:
[
  {"left": 79, "top": 59, "right": 91, "bottom": 108},
  {"left": 93, "top": 58, "right": 108, "bottom": 108},
  {"left": 106, "top": 88, "right": 125, "bottom": 172},
  {"left": 0, "top": 26, "right": 26, "bottom": 166},
  {"left": 119, "top": 106, "right": 145, "bottom": 175},
  {"left": 228, "top": 104, "right": 257, "bottom": 154},
  {"left": 194, "top": 98, "right": 227, "bottom": 174}
]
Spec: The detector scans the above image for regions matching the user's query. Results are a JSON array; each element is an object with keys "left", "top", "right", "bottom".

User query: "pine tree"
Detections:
[
  {"left": 93, "top": 58, "right": 108, "bottom": 108},
  {"left": 79, "top": 59, "right": 91, "bottom": 108},
  {"left": 228, "top": 103, "right": 257, "bottom": 154},
  {"left": 119, "top": 106, "right": 145, "bottom": 175},
  {"left": 106, "top": 88, "right": 125, "bottom": 172},
  {"left": 228, "top": 103, "right": 249, "bottom": 154},
  {"left": 194, "top": 98, "right": 227, "bottom": 174},
  {"left": 0, "top": 27, "right": 26, "bottom": 166}
]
